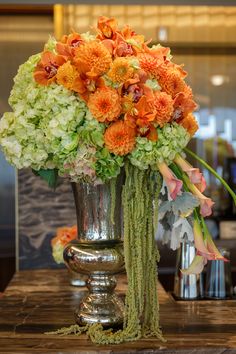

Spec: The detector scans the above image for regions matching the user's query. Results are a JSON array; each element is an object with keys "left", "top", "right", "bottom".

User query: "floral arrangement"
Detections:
[
  {"left": 51, "top": 225, "right": 77, "bottom": 264},
  {"left": 0, "top": 16, "right": 196, "bottom": 184},
  {"left": 1, "top": 16, "right": 236, "bottom": 345}
]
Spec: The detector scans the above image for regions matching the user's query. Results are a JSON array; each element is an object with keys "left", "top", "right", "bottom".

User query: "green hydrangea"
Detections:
[
  {"left": 81, "top": 31, "right": 96, "bottom": 41},
  {"left": 145, "top": 79, "right": 160, "bottom": 91},
  {"left": 44, "top": 36, "right": 57, "bottom": 51},
  {"left": 95, "top": 148, "right": 124, "bottom": 181},
  {"left": 77, "top": 119, "right": 105, "bottom": 148},
  {"left": 59, "top": 145, "right": 99, "bottom": 184},
  {"left": 52, "top": 242, "right": 64, "bottom": 264},
  {"left": 0, "top": 54, "right": 89, "bottom": 171},
  {"left": 9, "top": 53, "right": 41, "bottom": 109},
  {"left": 129, "top": 123, "right": 190, "bottom": 170}
]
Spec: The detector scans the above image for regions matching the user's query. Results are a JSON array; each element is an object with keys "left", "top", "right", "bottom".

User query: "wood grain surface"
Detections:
[{"left": 0, "top": 269, "right": 236, "bottom": 353}]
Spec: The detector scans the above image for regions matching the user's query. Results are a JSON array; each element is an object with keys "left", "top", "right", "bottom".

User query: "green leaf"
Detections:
[
  {"left": 172, "top": 192, "right": 199, "bottom": 215},
  {"left": 32, "top": 168, "right": 58, "bottom": 189}
]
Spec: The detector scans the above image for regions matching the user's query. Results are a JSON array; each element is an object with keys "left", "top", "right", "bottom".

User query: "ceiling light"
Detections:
[
  {"left": 158, "top": 26, "right": 168, "bottom": 42},
  {"left": 210, "top": 75, "right": 228, "bottom": 86}
]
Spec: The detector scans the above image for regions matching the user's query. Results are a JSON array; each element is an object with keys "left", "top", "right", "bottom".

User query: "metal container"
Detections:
[
  {"left": 174, "top": 241, "right": 203, "bottom": 300},
  {"left": 205, "top": 248, "right": 233, "bottom": 299},
  {"left": 64, "top": 175, "right": 125, "bottom": 327}
]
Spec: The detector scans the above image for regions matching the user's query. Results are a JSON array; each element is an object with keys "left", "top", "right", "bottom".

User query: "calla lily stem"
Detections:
[
  {"left": 184, "top": 147, "right": 236, "bottom": 206},
  {"left": 169, "top": 163, "right": 189, "bottom": 191}
]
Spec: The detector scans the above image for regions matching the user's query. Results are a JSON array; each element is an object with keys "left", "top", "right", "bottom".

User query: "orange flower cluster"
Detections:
[
  {"left": 34, "top": 16, "right": 198, "bottom": 156},
  {"left": 51, "top": 225, "right": 77, "bottom": 248}
]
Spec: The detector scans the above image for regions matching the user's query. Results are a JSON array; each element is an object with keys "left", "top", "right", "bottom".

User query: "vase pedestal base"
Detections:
[
  {"left": 76, "top": 274, "right": 124, "bottom": 327},
  {"left": 76, "top": 289, "right": 124, "bottom": 327},
  {"left": 64, "top": 242, "right": 125, "bottom": 328}
]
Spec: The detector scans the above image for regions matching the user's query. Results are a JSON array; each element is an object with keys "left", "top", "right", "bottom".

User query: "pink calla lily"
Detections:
[
  {"left": 174, "top": 154, "right": 206, "bottom": 192},
  {"left": 199, "top": 197, "right": 214, "bottom": 217},
  {"left": 183, "top": 217, "right": 229, "bottom": 275},
  {"left": 157, "top": 162, "right": 183, "bottom": 200},
  {"left": 184, "top": 178, "right": 214, "bottom": 217},
  {"left": 195, "top": 215, "right": 229, "bottom": 262},
  {"left": 205, "top": 228, "right": 229, "bottom": 262},
  {"left": 194, "top": 178, "right": 206, "bottom": 194},
  {"left": 193, "top": 219, "right": 213, "bottom": 259},
  {"left": 181, "top": 255, "right": 207, "bottom": 275}
]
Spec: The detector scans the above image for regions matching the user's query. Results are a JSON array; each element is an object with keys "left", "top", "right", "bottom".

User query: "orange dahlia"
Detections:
[
  {"left": 104, "top": 120, "right": 136, "bottom": 156},
  {"left": 154, "top": 91, "right": 174, "bottom": 126},
  {"left": 159, "top": 68, "right": 187, "bottom": 98},
  {"left": 138, "top": 53, "right": 162, "bottom": 77},
  {"left": 88, "top": 87, "right": 121, "bottom": 123},
  {"left": 74, "top": 41, "right": 112, "bottom": 77},
  {"left": 178, "top": 113, "right": 199, "bottom": 136},
  {"left": 108, "top": 57, "right": 134, "bottom": 84},
  {"left": 56, "top": 62, "right": 77, "bottom": 90},
  {"left": 158, "top": 62, "right": 187, "bottom": 79}
]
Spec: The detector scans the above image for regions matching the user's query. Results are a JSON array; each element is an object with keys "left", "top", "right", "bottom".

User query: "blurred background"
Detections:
[{"left": 1, "top": 2, "right": 236, "bottom": 292}]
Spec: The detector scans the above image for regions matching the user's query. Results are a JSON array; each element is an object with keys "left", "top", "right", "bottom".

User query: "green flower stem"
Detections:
[
  {"left": 169, "top": 163, "right": 190, "bottom": 192},
  {"left": 200, "top": 214, "right": 208, "bottom": 234},
  {"left": 193, "top": 207, "right": 210, "bottom": 242},
  {"left": 198, "top": 211, "right": 209, "bottom": 242},
  {"left": 193, "top": 208, "right": 201, "bottom": 224},
  {"left": 184, "top": 147, "right": 236, "bottom": 206}
]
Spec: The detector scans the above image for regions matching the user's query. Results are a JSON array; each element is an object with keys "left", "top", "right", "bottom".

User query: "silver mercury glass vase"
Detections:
[{"left": 64, "top": 174, "right": 125, "bottom": 327}]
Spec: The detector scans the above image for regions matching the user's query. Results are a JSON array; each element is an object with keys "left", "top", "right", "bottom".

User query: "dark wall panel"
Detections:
[{"left": 18, "top": 169, "right": 76, "bottom": 270}]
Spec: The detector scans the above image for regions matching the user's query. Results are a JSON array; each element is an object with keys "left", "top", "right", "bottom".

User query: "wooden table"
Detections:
[{"left": 0, "top": 269, "right": 236, "bottom": 353}]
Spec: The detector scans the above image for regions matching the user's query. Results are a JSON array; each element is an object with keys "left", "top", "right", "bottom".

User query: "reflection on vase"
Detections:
[
  {"left": 174, "top": 240, "right": 203, "bottom": 300},
  {"left": 64, "top": 174, "right": 125, "bottom": 327},
  {"left": 68, "top": 268, "right": 87, "bottom": 287}
]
